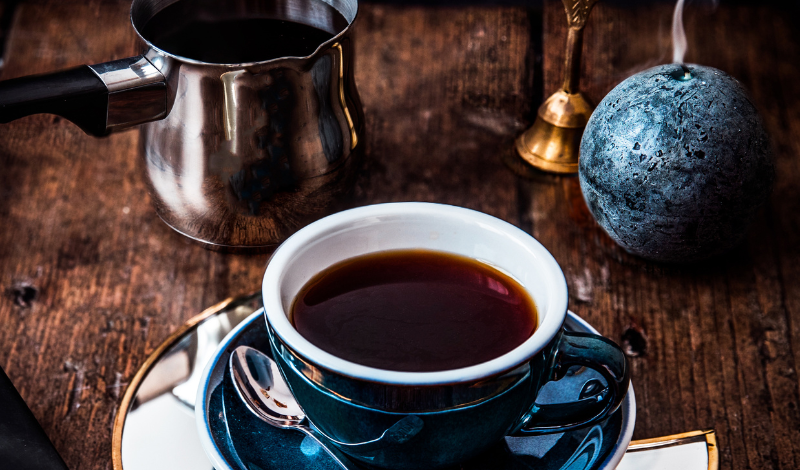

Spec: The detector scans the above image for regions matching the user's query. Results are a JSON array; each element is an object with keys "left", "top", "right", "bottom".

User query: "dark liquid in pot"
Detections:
[
  {"left": 140, "top": 1, "right": 346, "bottom": 63},
  {"left": 291, "top": 250, "right": 539, "bottom": 372}
]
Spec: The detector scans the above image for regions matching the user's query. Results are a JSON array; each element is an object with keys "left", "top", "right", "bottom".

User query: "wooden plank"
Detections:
[
  {"left": 352, "top": 4, "right": 531, "bottom": 223},
  {"left": 0, "top": 2, "right": 532, "bottom": 468},
  {"left": 3, "top": 0, "right": 799, "bottom": 469},
  {"left": 538, "top": 1, "right": 800, "bottom": 469}
]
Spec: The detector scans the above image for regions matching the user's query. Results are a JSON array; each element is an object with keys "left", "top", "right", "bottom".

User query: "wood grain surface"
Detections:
[{"left": 0, "top": 0, "right": 797, "bottom": 469}]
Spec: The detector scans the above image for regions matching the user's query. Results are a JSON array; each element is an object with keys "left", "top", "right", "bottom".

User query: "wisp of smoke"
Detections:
[{"left": 672, "top": 0, "right": 687, "bottom": 63}]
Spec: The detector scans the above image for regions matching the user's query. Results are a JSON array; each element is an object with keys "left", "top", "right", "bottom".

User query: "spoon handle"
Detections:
[{"left": 299, "top": 426, "right": 366, "bottom": 470}]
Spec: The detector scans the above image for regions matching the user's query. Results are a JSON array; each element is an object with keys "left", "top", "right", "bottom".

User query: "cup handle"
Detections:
[{"left": 513, "top": 331, "right": 630, "bottom": 436}]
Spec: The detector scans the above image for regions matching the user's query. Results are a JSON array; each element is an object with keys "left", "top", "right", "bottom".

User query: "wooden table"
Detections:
[{"left": 0, "top": 0, "right": 798, "bottom": 468}]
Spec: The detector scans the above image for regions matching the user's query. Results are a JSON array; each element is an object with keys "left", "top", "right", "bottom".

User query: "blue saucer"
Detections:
[{"left": 197, "top": 310, "right": 635, "bottom": 470}]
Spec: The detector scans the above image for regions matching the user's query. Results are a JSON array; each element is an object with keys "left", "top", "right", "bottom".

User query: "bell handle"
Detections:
[{"left": 559, "top": 0, "right": 599, "bottom": 94}]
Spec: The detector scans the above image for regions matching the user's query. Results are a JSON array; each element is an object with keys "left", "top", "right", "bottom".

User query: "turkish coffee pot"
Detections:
[{"left": 0, "top": 0, "right": 364, "bottom": 251}]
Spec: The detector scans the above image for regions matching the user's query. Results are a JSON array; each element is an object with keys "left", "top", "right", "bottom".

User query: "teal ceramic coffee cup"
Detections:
[{"left": 263, "top": 203, "right": 630, "bottom": 469}]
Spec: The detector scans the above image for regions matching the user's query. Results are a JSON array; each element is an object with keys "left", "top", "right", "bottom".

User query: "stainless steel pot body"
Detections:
[
  {"left": 0, "top": 0, "right": 364, "bottom": 251},
  {"left": 133, "top": 0, "right": 363, "bottom": 250}
]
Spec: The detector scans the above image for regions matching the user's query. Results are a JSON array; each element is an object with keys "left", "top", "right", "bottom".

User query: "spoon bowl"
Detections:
[
  {"left": 230, "top": 345, "right": 424, "bottom": 448},
  {"left": 229, "top": 345, "right": 305, "bottom": 428},
  {"left": 229, "top": 345, "right": 358, "bottom": 469},
  {"left": 229, "top": 345, "right": 426, "bottom": 470}
]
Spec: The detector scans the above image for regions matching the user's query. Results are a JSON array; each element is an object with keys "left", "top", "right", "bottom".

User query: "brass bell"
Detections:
[{"left": 510, "top": 0, "right": 599, "bottom": 175}]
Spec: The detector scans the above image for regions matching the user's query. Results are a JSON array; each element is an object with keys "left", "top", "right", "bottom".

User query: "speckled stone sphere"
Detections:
[{"left": 579, "top": 64, "right": 774, "bottom": 262}]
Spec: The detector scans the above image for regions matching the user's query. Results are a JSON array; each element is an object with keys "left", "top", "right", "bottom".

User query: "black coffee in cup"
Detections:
[
  {"left": 291, "top": 249, "right": 539, "bottom": 372},
  {"left": 140, "top": 0, "right": 348, "bottom": 63}
]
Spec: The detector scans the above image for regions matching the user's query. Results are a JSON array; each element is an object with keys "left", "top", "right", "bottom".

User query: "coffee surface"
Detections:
[
  {"left": 141, "top": 2, "right": 344, "bottom": 63},
  {"left": 291, "top": 250, "right": 538, "bottom": 372}
]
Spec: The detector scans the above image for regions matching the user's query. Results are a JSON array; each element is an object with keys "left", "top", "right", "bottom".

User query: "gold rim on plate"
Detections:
[
  {"left": 628, "top": 429, "right": 718, "bottom": 470},
  {"left": 111, "top": 293, "right": 259, "bottom": 470}
]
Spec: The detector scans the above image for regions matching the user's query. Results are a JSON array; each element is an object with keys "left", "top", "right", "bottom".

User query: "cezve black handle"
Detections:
[
  {"left": 0, "top": 366, "right": 69, "bottom": 470},
  {"left": 0, "top": 55, "right": 167, "bottom": 136}
]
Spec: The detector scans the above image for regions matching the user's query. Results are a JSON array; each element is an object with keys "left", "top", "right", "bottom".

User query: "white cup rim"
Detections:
[{"left": 262, "top": 202, "right": 568, "bottom": 386}]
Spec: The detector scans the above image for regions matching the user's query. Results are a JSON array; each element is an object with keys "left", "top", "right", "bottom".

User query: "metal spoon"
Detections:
[{"left": 229, "top": 346, "right": 424, "bottom": 469}]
